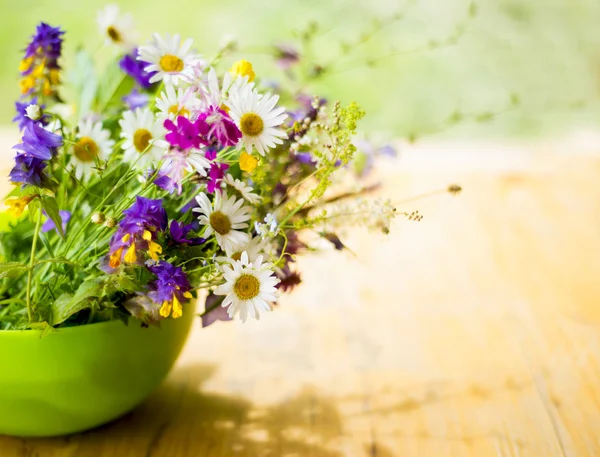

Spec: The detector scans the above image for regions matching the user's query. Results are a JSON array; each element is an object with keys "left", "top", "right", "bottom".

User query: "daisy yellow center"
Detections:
[
  {"left": 240, "top": 113, "right": 264, "bottom": 137},
  {"left": 73, "top": 137, "right": 99, "bottom": 162},
  {"left": 231, "top": 252, "right": 242, "bottom": 261},
  {"left": 159, "top": 54, "right": 184, "bottom": 73},
  {"left": 168, "top": 105, "right": 189, "bottom": 117},
  {"left": 133, "top": 128, "right": 152, "bottom": 153},
  {"left": 234, "top": 274, "right": 260, "bottom": 300},
  {"left": 210, "top": 211, "right": 231, "bottom": 235},
  {"left": 106, "top": 26, "right": 122, "bottom": 43}
]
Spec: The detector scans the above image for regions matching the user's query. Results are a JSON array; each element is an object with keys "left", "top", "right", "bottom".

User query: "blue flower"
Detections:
[
  {"left": 42, "top": 210, "right": 71, "bottom": 234},
  {"left": 169, "top": 220, "right": 205, "bottom": 246},
  {"left": 122, "top": 88, "right": 149, "bottom": 110},
  {"left": 9, "top": 153, "right": 50, "bottom": 188},
  {"left": 13, "top": 98, "right": 47, "bottom": 131},
  {"left": 108, "top": 197, "right": 167, "bottom": 269},
  {"left": 147, "top": 261, "right": 193, "bottom": 318},
  {"left": 23, "top": 23, "right": 64, "bottom": 69},
  {"left": 119, "top": 49, "right": 154, "bottom": 89},
  {"left": 13, "top": 122, "right": 63, "bottom": 160}
]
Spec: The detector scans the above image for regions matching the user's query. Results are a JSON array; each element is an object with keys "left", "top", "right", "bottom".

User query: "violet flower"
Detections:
[
  {"left": 119, "top": 48, "right": 154, "bottom": 89},
  {"left": 169, "top": 220, "right": 205, "bottom": 246},
  {"left": 23, "top": 23, "right": 64, "bottom": 71},
  {"left": 147, "top": 261, "right": 193, "bottom": 318},
  {"left": 107, "top": 197, "right": 167, "bottom": 269},
  {"left": 13, "top": 98, "right": 48, "bottom": 131},
  {"left": 13, "top": 122, "right": 63, "bottom": 160},
  {"left": 122, "top": 89, "right": 149, "bottom": 110},
  {"left": 9, "top": 153, "right": 50, "bottom": 188},
  {"left": 42, "top": 210, "right": 71, "bottom": 234}
]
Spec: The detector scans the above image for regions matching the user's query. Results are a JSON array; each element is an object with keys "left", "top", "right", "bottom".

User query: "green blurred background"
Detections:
[{"left": 0, "top": 0, "right": 598, "bottom": 139}]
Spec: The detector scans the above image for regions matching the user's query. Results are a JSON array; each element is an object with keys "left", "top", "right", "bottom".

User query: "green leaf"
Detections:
[
  {"left": 0, "top": 262, "right": 28, "bottom": 279},
  {"left": 114, "top": 274, "right": 142, "bottom": 293},
  {"left": 50, "top": 278, "right": 105, "bottom": 325},
  {"left": 0, "top": 212, "right": 13, "bottom": 232},
  {"left": 95, "top": 59, "right": 133, "bottom": 111},
  {"left": 70, "top": 50, "right": 98, "bottom": 116},
  {"left": 29, "top": 321, "right": 57, "bottom": 338},
  {"left": 41, "top": 196, "right": 64, "bottom": 238},
  {"left": 27, "top": 199, "right": 41, "bottom": 223}
]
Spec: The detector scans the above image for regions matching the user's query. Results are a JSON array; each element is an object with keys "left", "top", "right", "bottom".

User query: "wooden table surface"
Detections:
[{"left": 1, "top": 132, "right": 600, "bottom": 456}]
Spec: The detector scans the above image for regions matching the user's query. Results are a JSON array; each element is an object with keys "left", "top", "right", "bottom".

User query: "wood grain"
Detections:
[{"left": 1, "top": 132, "right": 600, "bottom": 456}]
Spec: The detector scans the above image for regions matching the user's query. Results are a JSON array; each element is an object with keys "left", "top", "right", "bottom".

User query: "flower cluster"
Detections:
[{"left": 0, "top": 7, "right": 408, "bottom": 331}]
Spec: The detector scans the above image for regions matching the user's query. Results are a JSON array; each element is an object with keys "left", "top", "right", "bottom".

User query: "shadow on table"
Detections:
[{"left": 24, "top": 363, "right": 357, "bottom": 456}]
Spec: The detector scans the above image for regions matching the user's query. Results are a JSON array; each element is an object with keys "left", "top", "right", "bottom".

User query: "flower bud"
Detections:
[
  {"left": 25, "top": 104, "right": 42, "bottom": 121},
  {"left": 91, "top": 211, "right": 105, "bottom": 224},
  {"left": 104, "top": 217, "right": 117, "bottom": 228}
]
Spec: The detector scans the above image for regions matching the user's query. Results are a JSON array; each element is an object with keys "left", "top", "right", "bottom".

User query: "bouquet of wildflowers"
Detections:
[{"left": 0, "top": 6, "right": 402, "bottom": 331}]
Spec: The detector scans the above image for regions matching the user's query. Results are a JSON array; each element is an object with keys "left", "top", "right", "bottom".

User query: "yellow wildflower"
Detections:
[
  {"left": 5, "top": 196, "right": 34, "bottom": 218},
  {"left": 240, "top": 151, "right": 258, "bottom": 173},
  {"left": 230, "top": 60, "right": 255, "bottom": 82}
]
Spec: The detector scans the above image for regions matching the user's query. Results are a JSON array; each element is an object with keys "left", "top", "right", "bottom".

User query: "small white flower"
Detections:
[
  {"left": 223, "top": 174, "right": 261, "bottom": 204},
  {"left": 255, "top": 213, "right": 278, "bottom": 239},
  {"left": 97, "top": 5, "right": 136, "bottom": 48},
  {"left": 25, "top": 104, "right": 42, "bottom": 121},
  {"left": 226, "top": 84, "right": 287, "bottom": 156},
  {"left": 264, "top": 213, "right": 278, "bottom": 232},
  {"left": 71, "top": 119, "right": 115, "bottom": 179},
  {"left": 194, "top": 192, "right": 251, "bottom": 252},
  {"left": 155, "top": 83, "right": 199, "bottom": 122},
  {"left": 214, "top": 252, "right": 279, "bottom": 322},
  {"left": 119, "top": 108, "right": 167, "bottom": 169},
  {"left": 254, "top": 221, "right": 268, "bottom": 239},
  {"left": 138, "top": 33, "right": 198, "bottom": 85}
]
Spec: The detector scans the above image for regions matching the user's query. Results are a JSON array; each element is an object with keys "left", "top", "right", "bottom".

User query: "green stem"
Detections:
[{"left": 26, "top": 210, "right": 43, "bottom": 323}]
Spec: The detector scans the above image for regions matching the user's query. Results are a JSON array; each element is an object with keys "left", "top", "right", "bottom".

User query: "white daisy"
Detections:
[
  {"left": 223, "top": 174, "right": 261, "bottom": 204},
  {"left": 193, "top": 192, "right": 251, "bottom": 252},
  {"left": 96, "top": 5, "right": 136, "bottom": 48},
  {"left": 138, "top": 33, "right": 197, "bottom": 85},
  {"left": 155, "top": 83, "right": 199, "bottom": 122},
  {"left": 158, "top": 148, "right": 211, "bottom": 194},
  {"left": 226, "top": 84, "right": 287, "bottom": 156},
  {"left": 222, "top": 235, "right": 269, "bottom": 263},
  {"left": 119, "top": 108, "right": 167, "bottom": 169},
  {"left": 214, "top": 251, "right": 279, "bottom": 322},
  {"left": 71, "top": 119, "right": 115, "bottom": 179},
  {"left": 200, "top": 67, "right": 250, "bottom": 109}
]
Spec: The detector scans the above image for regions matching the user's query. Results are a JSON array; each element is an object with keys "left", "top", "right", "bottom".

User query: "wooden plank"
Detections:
[{"left": 1, "top": 137, "right": 600, "bottom": 456}]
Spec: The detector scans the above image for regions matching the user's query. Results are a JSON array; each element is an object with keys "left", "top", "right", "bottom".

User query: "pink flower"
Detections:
[
  {"left": 164, "top": 116, "right": 208, "bottom": 150},
  {"left": 196, "top": 106, "right": 241, "bottom": 148}
]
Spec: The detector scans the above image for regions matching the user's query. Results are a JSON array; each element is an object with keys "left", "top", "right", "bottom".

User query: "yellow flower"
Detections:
[
  {"left": 109, "top": 248, "right": 123, "bottom": 269},
  {"left": 230, "top": 60, "right": 255, "bottom": 82},
  {"left": 240, "top": 151, "right": 258, "bottom": 173},
  {"left": 31, "top": 62, "right": 46, "bottom": 78},
  {"left": 19, "top": 57, "right": 34, "bottom": 73},
  {"left": 171, "top": 294, "right": 183, "bottom": 319},
  {"left": 19, "top": 76, "right": 36, "bottom": 95},
  {"left": 159, "top": 300, "right": 172, "bottom": 318},
  {"left": 143, "top": 230, "right": 162, "bottom": 261},
  {"left": 48, "top": 69, "right": 61, "bottom": 85},
  {"left": 5, "top": 196, "right": 34, "bottom": 218},
  {"left": 124, "top": 242, "right": 137, "bottom": 263}
]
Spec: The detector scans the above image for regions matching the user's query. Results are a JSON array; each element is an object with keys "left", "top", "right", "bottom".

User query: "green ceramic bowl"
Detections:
[{"left": 0, "top": 311, "right": 195, "bottom": 437}]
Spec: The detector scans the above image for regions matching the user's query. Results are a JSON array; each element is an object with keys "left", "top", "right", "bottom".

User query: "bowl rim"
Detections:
[{"left": 0, "top": 317, "right": 133, "bottom": 335}]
